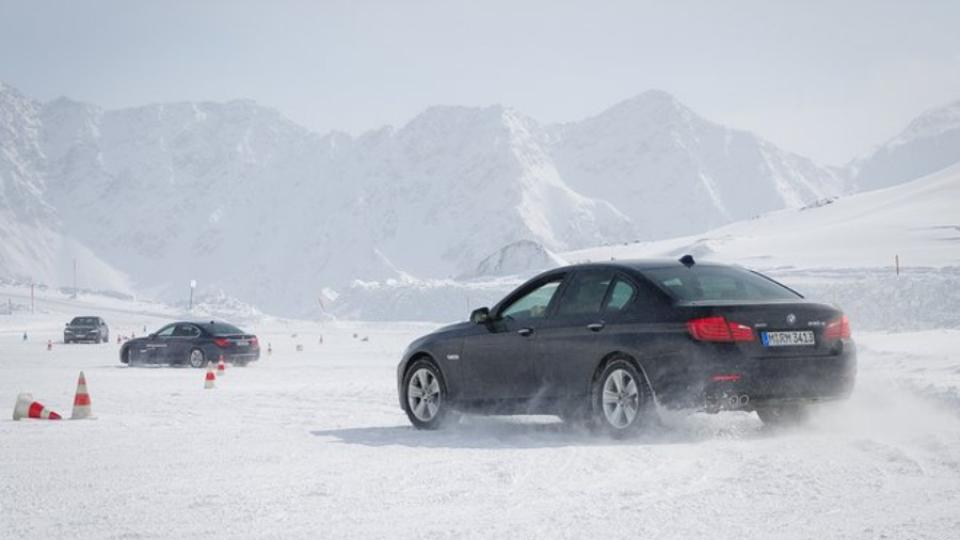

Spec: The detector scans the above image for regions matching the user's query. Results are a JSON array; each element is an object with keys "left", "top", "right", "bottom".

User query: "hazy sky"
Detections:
[{"left": 2, "top": 0, "right": 959, "bottom": 165}]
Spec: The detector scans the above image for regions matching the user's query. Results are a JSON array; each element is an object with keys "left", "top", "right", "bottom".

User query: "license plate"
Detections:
[
  {"left": 762, "top": 331, "right": 815, "bottom": 347},
  {"left": 235, "top": 340, "right": 249, "bottom": 347}
]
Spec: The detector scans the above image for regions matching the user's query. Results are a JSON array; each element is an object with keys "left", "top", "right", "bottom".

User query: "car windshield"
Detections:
[
  {"left": 203, "top": 322, "right": 245, "bottom": 335},
  {"left": 71, "top": 317, "right": 98, "bottom": 325},
  {"left": 642, "top": 265, "right": 801, "bottom": 302}
]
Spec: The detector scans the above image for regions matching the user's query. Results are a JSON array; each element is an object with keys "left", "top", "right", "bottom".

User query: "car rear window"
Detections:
[
  {"left": 71, "top": 317, "right": 99, "bottom": 325},
  {"left": 642, "top": 265, "right": 800, "bottom": 302},
  {"left": 202, "top": 322, "right": 245, "bottom": 335}
]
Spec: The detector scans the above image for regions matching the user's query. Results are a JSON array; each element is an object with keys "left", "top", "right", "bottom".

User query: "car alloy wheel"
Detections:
[
  {"left": 593, "top": 358, "right": 649, "bottom": 436},
  {"left": 402, "top": 360, "right": 450, "bottom": 429},
  {"left": 188, "top": 349, "right": 206, "bottom": 368},
  {"left": 602, "top": 368, "right": 641, "bottom": 429},
  {"left": 407, "top": 368, "right": 441, "bottom": 422}
]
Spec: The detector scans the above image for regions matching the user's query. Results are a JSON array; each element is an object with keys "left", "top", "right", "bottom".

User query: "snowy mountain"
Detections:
[
  {"left": 2, "top": 81, "right": 918, "bottom": 316},
  {"left": 0, "top": 83, "right": 130, "bottom": 292},
  {"left": 551, "top": 90, "right": 845, "bottom": 239},
  {"left": 567, "top": 161, "right": 960, "bottom": 270},
  {"left": 852, "top": 100, "right": 960, "bottom": 191}
]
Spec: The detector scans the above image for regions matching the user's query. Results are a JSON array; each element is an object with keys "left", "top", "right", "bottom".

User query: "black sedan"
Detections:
[
  {"left": 397, "top": 257, "right": 856, "bottom": 434},
  {"left": 121, "top": 321, "right": 260, "bottom": 368},
  {"left": 64, "top": 316, "right": 109, "bottom": 343}
]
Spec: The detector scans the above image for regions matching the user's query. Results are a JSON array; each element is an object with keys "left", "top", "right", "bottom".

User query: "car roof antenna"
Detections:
[{"left": 679, "top": 254, "right": 695, "bottom": 267}]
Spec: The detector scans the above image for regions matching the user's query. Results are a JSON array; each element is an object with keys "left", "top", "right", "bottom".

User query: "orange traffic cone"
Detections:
[
  {"left": 13, "top": 393, "right": 62, "bottom": 420},
  {"left": 204, "top": 365, "right": 216, "bottom": 389},
  {"left": 71, "top": 371, "right": 93, "bottom": 419},
  {"left": 217, "top": 355, "right": 226, "bottom": 376},
  {"left": 47, "top": 340, "right": 52, "bottom": 351}
]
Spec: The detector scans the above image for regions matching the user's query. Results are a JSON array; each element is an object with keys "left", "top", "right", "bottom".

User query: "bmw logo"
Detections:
[{"left": 786, "top": 313, "right": 797, "bottom": 325}]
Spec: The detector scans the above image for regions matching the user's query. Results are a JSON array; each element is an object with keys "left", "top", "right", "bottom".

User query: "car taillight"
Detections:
[
  {"left": 213, "top": 337, "right": 231, "bottom": 348},
  {"left": 250, "top": 336, "right": 259, "bottom": 348},
  {"left": 687, "top": 316, "right": 755, "bottom": 342},
  {"left": 823, "top": 315, "right": 851, "bottom": 340}
]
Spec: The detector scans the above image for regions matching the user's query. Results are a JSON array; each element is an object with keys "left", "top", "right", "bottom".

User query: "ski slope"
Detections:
[{"left": 1, "top": 289, "right": 959, "bottom": 538}]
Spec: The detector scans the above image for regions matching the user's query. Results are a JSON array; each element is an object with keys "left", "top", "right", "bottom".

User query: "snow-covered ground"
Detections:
[{"left": 2, "top": 290, "right": 959, "bottom": 538}]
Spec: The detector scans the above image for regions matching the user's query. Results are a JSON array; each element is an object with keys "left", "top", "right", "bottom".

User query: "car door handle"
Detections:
[
  {"left": 587, "top": 322, "right": 605, "bottom": 332},
  {"left": 517, "top": 328, "right": 533, "bottom": 337}
]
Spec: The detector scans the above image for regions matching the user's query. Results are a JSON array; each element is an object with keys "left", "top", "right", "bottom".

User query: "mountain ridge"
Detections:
[{"left": 5, "top": 81, "right": 954, "bottom": 317}]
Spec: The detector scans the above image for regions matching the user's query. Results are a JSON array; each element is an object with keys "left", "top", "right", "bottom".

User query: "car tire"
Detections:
[
  {"left": 187, "top": 348, "right": 207, "bottom": 369},
  {"left": 402, "top": 358, "right": 450, "bottom": 430},
  {"left": 756, "top": 404, "right": 809, "bottom": 427},
  {"left": 591, "top": 358, "right": 651, "bottom": 438},
  {"left": 103, "top": 334, "right": 109, "bottom": 343}
]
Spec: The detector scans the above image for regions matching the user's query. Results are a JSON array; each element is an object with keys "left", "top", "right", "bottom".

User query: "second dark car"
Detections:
[
  {"left": 65, "top": 316, "right": 110, "bottom": 343},
  {"left": 397, "top": 257, "right": 856, "bottom": 435},
  {"left": 120, "top": 321, "right": 260, "bottom": 367}
]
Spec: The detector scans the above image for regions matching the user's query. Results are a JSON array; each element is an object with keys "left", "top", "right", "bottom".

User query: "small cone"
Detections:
[
  {"left": 204, "top": 365, "right": 216, "bottom": 389},
  {"left": 217, "top": 355, "right": 226, "bottom": 376},
  {"left": 71, "top": 371, "right": 93, "bottom": 419},
  {"left": 47, "top": 340, "right": 52, "bottom": 351},
  {"left": 13, "top": 393, "right": 62, "bottom": 420}
]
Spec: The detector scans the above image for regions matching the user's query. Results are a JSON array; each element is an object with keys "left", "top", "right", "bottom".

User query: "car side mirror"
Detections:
[{"left": 470, "top": 307, "right": 491, "bottom": 324}]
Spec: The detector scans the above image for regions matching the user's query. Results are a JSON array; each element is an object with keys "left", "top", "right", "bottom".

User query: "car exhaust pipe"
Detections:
[{"left": 723, "top": 394, "right": 751, "bottom": 409}]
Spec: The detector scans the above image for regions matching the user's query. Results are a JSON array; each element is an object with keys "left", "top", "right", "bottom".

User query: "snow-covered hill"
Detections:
[
  {"left": 7, "top": 81, "right": 956, "bottom": 318},
  {"left": 852, "top": 100, "right": 960, "bottom": 191},
  {"left": 0, "top": 84, "right": 131, "bottom": 293},
  {"left": 551, "top": 90, "right": 844, "bottom": 239},
  {"left": 465, "top": 239, "right": 567, "bottom": 278},
  {"left": 566, "top": 161, "right": 960, "bottom": 270}
]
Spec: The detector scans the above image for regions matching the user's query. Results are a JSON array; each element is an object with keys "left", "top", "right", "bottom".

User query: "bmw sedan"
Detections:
[
  {"left": 120, "top": 321, "right": 260, "bottom": 368},
  {"left": 64, "top": 316, "right": 109, "bottom": 343},
  {"left": 397, "top": 257, "right": 856, "bottom": 434}
]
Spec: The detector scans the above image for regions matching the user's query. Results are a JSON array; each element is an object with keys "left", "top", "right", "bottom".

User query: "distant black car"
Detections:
[
  {"left": 120, "top": 321, "right": 260, "bottom": 368},
  {"left": 397, "top": 257, "right": 856, "bottom": 434},
  {"left": 65, "top": 316, "right": 109, "bottom": 343}
]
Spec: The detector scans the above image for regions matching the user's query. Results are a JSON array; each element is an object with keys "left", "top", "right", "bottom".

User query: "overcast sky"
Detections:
[{"left": 2, "top": 0, "right": 959, "bottom": 165}]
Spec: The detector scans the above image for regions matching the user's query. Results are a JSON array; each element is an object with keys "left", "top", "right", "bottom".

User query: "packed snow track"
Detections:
[{"left": 1, "top": 306, "right": 959, "bottom": 538}]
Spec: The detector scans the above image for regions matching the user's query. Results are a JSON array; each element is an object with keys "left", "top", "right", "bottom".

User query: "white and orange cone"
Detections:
[
  {"left": 71, "top": 371, "right": 93, "bottom": 419},
  {"left": 216, "top": 355, "right": 226, "bottom": 376},
  {"left": 204, "top": 365, "right": 216, "bottom": 389},
  {"left": 13, "top": 393, "right": 62, "bottom": 420}
]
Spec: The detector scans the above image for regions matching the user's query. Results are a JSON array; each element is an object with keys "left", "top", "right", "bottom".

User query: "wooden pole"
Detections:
[{"left": 895, "top": 254, "right": 900, "bottom": 276}]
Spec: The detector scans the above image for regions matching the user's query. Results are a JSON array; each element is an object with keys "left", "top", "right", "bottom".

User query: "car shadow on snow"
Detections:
[{"left": 310, "top": 411, "right": 771, "bottom": 449}]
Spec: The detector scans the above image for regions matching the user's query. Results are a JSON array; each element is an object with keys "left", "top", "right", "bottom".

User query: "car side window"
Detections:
[
  {"left": 156, "top": 325, "right": 176, "bottom": 337},
  {"left": 500, "top": 279, "right": 562, "bottom": 321},
  {"left": 555, "top": 272, "right": 613, "bottom": 316},
  {"left": 173, "top": 324, "right": 200, "bottom": 337},
  {"left": 604, "top": 278, "right": 636, "bottom": 312}
]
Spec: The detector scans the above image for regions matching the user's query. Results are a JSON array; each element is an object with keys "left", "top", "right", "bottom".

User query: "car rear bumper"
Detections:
[
  {"left": 222, "top": 350, "right": 260, "bottom": 363},
  {"left": 693, "top": 340, "right": 857, "bottom": 412}
]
